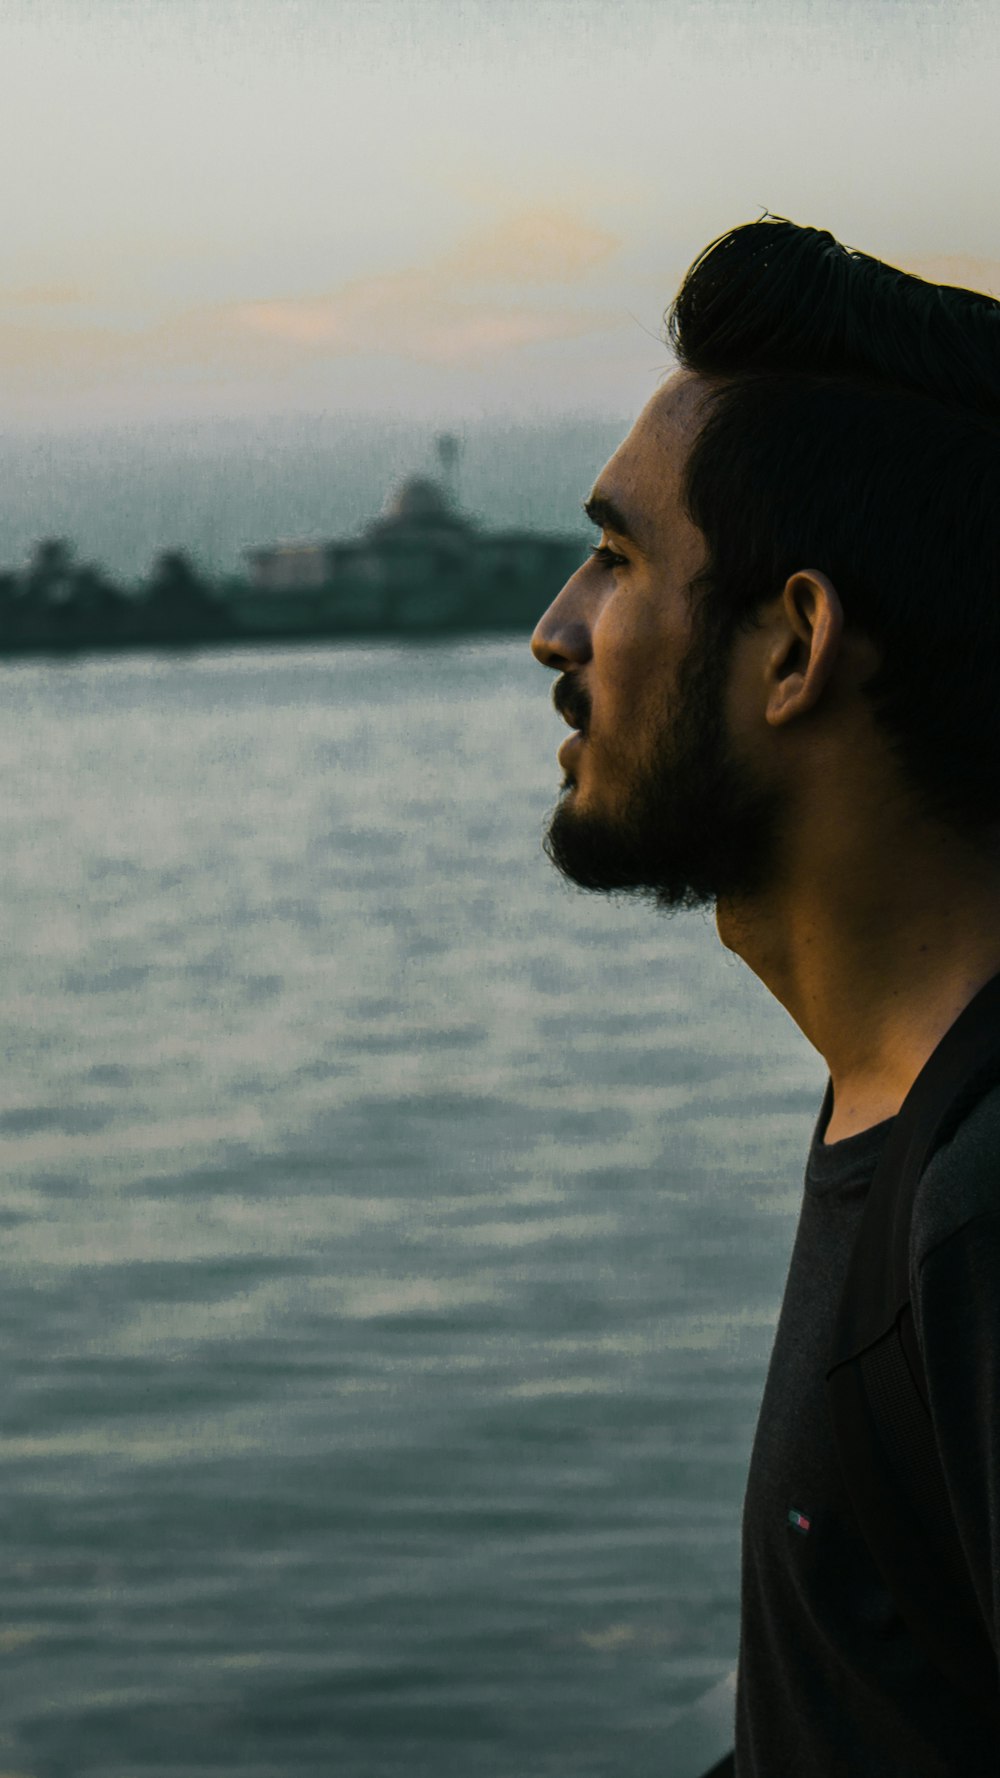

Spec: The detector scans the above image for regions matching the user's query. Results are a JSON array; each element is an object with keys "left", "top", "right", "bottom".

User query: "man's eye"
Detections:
[{"left": 589, "top": 543, "right": 627, "bottom": 569}]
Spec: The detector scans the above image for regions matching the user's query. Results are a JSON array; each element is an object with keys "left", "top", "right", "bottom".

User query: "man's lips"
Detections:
[
  {"left": 558, "top": 728, "right": 585, "bottom": 767},
  {"left": 553, "top": 678, "right": 590, "bottom": 775}
]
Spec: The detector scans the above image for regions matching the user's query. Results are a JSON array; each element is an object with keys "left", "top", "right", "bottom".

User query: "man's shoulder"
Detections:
[{"left": 911, "top": 1078, "right": 1000, "bottom": 1266}]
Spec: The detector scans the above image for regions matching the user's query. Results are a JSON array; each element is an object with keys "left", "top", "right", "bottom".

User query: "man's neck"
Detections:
[{"left": 716, "top": 827, "right": 1000, "bottom": 1145}]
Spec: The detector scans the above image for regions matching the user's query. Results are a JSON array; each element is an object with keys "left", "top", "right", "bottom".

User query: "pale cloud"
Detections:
[
  {"left": 236, "top": 263, "right": 615, "bottom": 366},
  {"left": 235, "top": 205, "right": 621, "bottom": 366},
  {"left": 0, "top": 206, "right": 622, "bottom": 400},
  {"left": 0, "top": 284, "right": 88, "bottom": 308},
  {"left": 0, "top": 322, "right": 126, "bottom": 380},
  {"left": 896, "top": 254, "right": 1000, "bottom": 297},
  {"left": 442, "top": 207, "right": 620, "bottom": 284}
]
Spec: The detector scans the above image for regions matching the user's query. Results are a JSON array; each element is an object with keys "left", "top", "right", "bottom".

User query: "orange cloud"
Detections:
[
  {"left": 0, "top": 284, "right": 88, "bottom": 308},
  {"left": 232, "top": 206, "right": 620, "bottom": 367},
  {"left": 896, "top": 254, "right": 1000, "bottom": 298},
  {"left": 0, "top": 321, "right": 128, "bottom": 378},
  {"left": 0, "top": 205, "right": 622, "bottom": 395},
  {"left": 443, "top": 207, "right": 620, "bottom": 284},
  {"left": 235, "top": 261, "right": 615, "bottom": 366}
]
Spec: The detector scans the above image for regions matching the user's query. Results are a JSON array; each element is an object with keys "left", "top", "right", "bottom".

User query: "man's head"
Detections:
[
  {"left": 532, "top": 371, "right": 785, "bottom": 911},
  {"left": 532, "top": 217, "right": 1000, "bottom": 909}
]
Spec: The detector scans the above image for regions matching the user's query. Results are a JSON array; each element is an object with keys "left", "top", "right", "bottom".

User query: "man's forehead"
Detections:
[
  {"left": 589, "top": 370, "right": 708, "bottom": 546},
  {"left": 623, "top": 369, "right": 709, "bottom": 477}
]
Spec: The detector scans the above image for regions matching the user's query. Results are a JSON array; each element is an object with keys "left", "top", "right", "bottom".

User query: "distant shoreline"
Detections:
[{"left": 0, "top": 605, "right": 538, "bottom": 661}]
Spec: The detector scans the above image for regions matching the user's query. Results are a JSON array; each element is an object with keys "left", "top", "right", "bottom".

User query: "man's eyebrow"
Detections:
[{"left": 582, "top": 492, "right": 646, "bottom": 550}]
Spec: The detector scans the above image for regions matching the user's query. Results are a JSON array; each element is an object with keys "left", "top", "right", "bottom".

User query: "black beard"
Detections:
[{"left": 543, "top": 617, "right": 779, "bottom": 911}]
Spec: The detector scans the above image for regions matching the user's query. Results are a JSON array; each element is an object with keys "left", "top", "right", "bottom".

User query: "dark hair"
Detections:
[{"left": 665, "top": 217, "right": 1000, "bottom": 834}]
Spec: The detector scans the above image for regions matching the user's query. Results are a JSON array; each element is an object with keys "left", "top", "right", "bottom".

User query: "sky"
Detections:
[{"left": 3, "top": 0, "right": 1000, "bottom": 433}]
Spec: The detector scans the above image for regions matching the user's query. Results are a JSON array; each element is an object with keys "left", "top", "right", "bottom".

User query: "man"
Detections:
[{"left": 530, "top": 218, "right": 1000, "bottom": 1775}]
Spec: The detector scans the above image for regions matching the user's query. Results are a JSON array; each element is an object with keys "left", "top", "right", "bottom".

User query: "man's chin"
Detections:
[
  {"left": 543, "top": 793, "right": 732, "bottom": 913},
  {"left": 544, "top": 797, "right": 654, "bottom": 896}
]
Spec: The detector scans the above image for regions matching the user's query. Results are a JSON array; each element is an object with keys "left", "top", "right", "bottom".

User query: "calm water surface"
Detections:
[{"left": 0, "top": 641, "right": 824, "bottom": 1777}]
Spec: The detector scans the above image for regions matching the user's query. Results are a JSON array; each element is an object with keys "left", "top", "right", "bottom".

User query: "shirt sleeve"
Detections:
[{"left": 913, "top": 1208, "right": 1000, "bottom": 1658}]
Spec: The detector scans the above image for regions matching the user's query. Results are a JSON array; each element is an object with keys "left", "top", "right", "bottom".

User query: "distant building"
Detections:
[{"left": 235, "top": 471, "right": 582, "bottom": 637}]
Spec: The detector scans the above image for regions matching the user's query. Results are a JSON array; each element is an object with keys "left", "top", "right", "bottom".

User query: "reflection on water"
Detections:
[{"left": 0, "top": 641, "right": 822, "bottom": 1777}]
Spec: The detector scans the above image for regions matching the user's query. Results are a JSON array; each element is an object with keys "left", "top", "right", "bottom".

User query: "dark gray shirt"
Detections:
[{"left": 735, "top": 1085, "right": 1000, "bottom": 1776}]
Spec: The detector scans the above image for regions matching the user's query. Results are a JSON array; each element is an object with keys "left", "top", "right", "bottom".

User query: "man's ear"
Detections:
[{"left": 765, "top": 570, "right": 844, "bottom": 728}]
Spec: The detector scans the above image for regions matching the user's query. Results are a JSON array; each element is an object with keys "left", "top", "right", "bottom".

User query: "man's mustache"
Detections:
[{"left": 552, "top": 676, "right": 592, "bottom": 735}]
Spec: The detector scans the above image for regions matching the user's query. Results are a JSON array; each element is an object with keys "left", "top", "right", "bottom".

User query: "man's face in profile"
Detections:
[{"left": 531, "top": 372, "right": 778, "bottom": 911}]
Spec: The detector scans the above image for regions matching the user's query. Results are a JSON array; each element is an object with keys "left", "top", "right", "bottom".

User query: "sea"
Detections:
[{"left": 0, "top": 638, "right": 825, "bottom": 1778}]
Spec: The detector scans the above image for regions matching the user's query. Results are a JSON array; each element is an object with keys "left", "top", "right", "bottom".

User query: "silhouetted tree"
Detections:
[
  {"left": 27, "top": 537, "right": 75, "bottom": 606},
  {"left": 71, "top": 563, "right": 125, "bottom": 628},
  {"left": 148, "top": 550, "right": 204, "bottom": 605},
  {"left": 145, "top": 549, "right": 230, "bottom": 639}
]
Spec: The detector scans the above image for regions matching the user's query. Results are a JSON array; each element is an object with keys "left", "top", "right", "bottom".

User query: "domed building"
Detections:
[
  {"left": 239, "top": 460, "right": 582, "bottom": 637},
  {"left": 374, "top": 475, "right": 466, "bottom": 530}
]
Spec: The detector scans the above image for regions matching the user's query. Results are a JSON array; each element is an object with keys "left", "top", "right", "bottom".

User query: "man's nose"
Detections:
[{"left": 530, "top": 564, "right": 593, "bottom": 671}]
